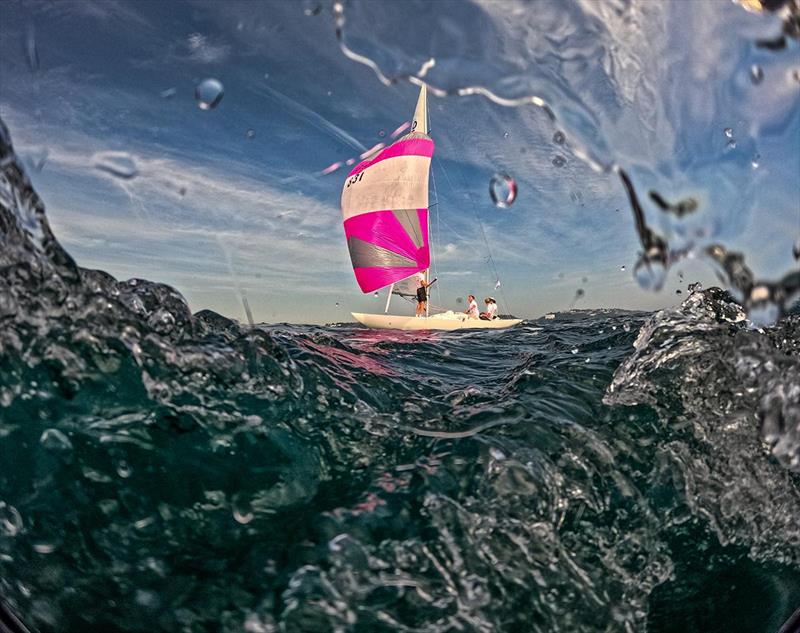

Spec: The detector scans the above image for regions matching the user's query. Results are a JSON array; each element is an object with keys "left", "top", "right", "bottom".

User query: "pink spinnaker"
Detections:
[{"left": 341, "top": 85, "right": 434, "bottom": 294}]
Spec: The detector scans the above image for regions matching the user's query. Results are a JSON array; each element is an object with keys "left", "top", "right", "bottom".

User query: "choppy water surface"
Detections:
[{"left": 1, "top": 119, "right": 799, "bottom": 632}]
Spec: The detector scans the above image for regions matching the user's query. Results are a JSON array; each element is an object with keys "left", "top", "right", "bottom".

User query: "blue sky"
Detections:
[{"left": 1, "top": 0, "right": 797, "bottom": 323}]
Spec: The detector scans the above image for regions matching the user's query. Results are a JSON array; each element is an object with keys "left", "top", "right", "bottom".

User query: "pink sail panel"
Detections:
[{"left": 343, "top": 208, "right": 429, "bottom": 293}]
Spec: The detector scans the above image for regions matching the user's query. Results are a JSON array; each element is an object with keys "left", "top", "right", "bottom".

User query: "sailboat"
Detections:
[{"left": 340, "top": 84, "right": 522, "bottom": 331}]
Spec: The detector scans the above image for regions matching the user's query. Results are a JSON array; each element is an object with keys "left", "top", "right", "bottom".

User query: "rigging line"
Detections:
[
  {"left": 452, "top": 162, "right": 511, "bottom": 314},
  {"left": 435, "top": 154, "right": 513, "bottom": 315},
  {"left": 430, "top": 157, "right": 442, "bottom": 306}
]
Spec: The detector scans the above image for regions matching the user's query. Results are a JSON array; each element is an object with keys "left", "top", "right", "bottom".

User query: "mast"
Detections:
[{"left": 412, "top": 84, "right": 431, "bottom": 317}]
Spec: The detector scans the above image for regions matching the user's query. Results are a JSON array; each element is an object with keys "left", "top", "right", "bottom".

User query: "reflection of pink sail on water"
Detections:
[{"left": 341, "top": 85, "right": 433, "bottom": 293}]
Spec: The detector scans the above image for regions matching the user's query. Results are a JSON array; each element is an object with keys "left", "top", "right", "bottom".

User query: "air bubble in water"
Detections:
[
  {"left": 622, "top": 322, "right": 631, "bottom": 332},
  {"left": 724, "top": 127, "right": 734, "bottom": 138},
  {"left": 503, "top": 131, "right": 509, "bottom": 139},
  {"left": 373, "top": 292, "right": 379, "bottom": 298},
  {"left": 675, "top": 289, "right": 682, "bottom": 294},
  {"left": 33, "top": 542, "right": 56, "bottom": 554},
  {"left": 93, "top": 152, "right": 139, "bottom": 180},
  {"left": 335, "top": 302, "right": 340, "bottom": 307},
  {"left": 751, "top": 153, "right": 760, "bottom": 169},
  {"left": 793, "top": 239, "right": 800, "bottom": 260},
  {"left": 620, "top": 265, "right": 626, "bottom": 271},
  {"left": 116, "top": 460, "right": 133, "bottom": 478},
  {"left": 0, "top": 502, "right": 23, "bottom": 537},
  {"left": 245, "top": 129, "right": 255, "bottom": 139},
  {"left": 195, "top": 78, "right": 224, "bottom": 110},
  {"left": 750, "top": 65, "right": 764, "bottom": 84},
  {"left": 489, "top": 173, "right": 517, "bottom": 208},
  {"left": 378, "top": 129, "right": 385, "bottom": 138},
  {"left": 232, "top": 494, "right": 254, "bottom": 524},
  {"left": 40, "top": 429, "right": 73, "bottom": 453},
  {"left": 726, "top": 139, "right": 737, "bottom": 150},
  {"left": 553, "top": 131, "right": 565, "bottom": 145},
  {"left": 552, "top": 155, "right": 566, "bottom": 168},
  {"left": 571, "top": 348, "right": 578, "bottom": 354},
  {"left": 633, "top": 254, "right": 667, "bottom": 291}
]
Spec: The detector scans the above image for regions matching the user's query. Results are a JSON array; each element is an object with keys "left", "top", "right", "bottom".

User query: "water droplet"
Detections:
[
  {"left": 0, "top": 502, "right": 23, "bottom": 537},
  {"left": 373, "top": 292, "right": 379, "bottom": 298},
  {"left": 25, "top": 24, "right": 39, "bottom": 72},
  {"left": 93, "top": 152, "right": 139, "bottom": 180},
  {"left": 195, "top": 78, "right": 224, "bottom": 110},
  {"left": 39, "top": 428, "right": 73, "bottom": 453},
  {"left": 724, "top": 127, "right": 734, "bottom": 139},
  {"left": 793, "top": 239, "right": 800, "bottom": 260},
  {"left": 751, "top": 153, "right": 760, "bottom": 169},
  {"left": 489, "top": 173, "right": 517, "bottom": 208},
  {"left": 750, "top": 64, "right": 764, "bottom": 84},
  {"left": 552, "top": 131, "right": 565, "bottom": 145},
  {"left": 302, "top": 0, "right": 322, "bottom": 16},
  {"left": 29, "top": 148, "right": 48, "bottom": 172},
  {"left": 633, "top": 254, "right": 667, "bottom": 291},
  {"left": 571, "top": 348, "right": 578, "bottom": 354},
  {"left": 675, "top": 289, "right": 682, "bottom": 294},
  {"left": 160, "top": 87, "right": 176, "bottom": 99},
  {"left": 116, "top": 460, "right": 133, "bottom": 479},
  {"left": 620, "top": 265, "right": 626, "bottom": 271},
  {"left": 335, "top": 302, "right": 340, "bottom": 307},
  {"left": 245, "top": 129, "right": 256, "bottom": 140},
  {"left": 378, "top": 129, "right": 386, "bottom": 138},
  {"left": 552, "top": 155, "right": 567, "bottom": 168},
  {"left": 503, "top": 131, "right": 509, "bottom": 139},
  {"left": 726, "top": 139, "right": 737, "bottom": 150},
  {"left": 232, "top": 494, "right": 254, "bottom": 524}
]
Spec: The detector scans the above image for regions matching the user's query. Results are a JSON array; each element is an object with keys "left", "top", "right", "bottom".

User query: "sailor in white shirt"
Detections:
[
  {"left": 481, "top": 297, "right": 498, "bottom": 320},
  {"left": 464, "top": 294, "right": 479, "bottom": 319}
]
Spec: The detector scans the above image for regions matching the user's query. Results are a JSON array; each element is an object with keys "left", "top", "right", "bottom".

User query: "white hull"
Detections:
[{"left": 352, "top": 312, "right": 522, "bottom": 331}]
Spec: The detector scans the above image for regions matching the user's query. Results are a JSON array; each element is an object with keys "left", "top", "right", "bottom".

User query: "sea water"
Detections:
[{"left": 1, "top": 120, "right": 799, "bottom": 632}]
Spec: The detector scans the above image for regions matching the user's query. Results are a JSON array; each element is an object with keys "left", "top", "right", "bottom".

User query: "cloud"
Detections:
[{"left": 185, "top": 33, "right": 231, "bottom": 64}]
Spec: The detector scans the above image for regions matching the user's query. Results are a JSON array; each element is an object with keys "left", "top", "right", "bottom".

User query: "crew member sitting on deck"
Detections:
[
  {"left": 464, "top": 294, "right": 479, "bottom": 319},
  {"left": 480, "top": 297, "right": 498, "bottom": 320},
  {"left": 415, "top": 272, "right": 431, "bottom": 317}
]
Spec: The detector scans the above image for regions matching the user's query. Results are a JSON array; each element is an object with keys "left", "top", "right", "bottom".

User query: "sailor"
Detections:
[
  {"left": 415, "top": 272, "right": 430, "bottom": 317},
  {"left": 480, "top": 297, "right": 498, "bottom": 320},
  {"left": 464, "top": 294, "right": 479, "bottom": 319}
]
